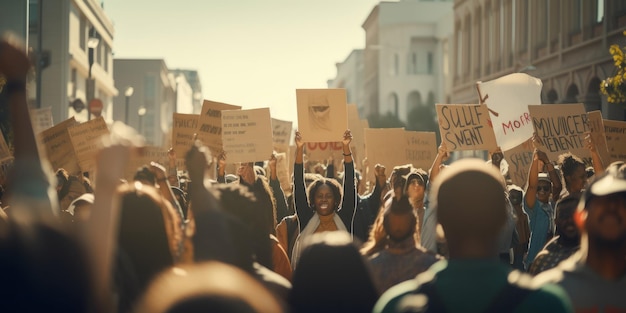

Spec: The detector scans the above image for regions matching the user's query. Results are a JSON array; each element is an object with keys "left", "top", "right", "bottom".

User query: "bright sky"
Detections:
[{"left": 104, "top": 0, "right": 382, "bottom": 126}]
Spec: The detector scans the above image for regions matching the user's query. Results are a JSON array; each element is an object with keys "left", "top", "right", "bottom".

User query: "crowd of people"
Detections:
[{"left": 1, "top": 35, "right": 625, "bottom": 313}]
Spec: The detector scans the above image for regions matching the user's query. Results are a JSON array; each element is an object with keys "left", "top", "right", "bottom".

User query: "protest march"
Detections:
[{"left": 1, "top": 29, "right": 625, "bottom": 313}]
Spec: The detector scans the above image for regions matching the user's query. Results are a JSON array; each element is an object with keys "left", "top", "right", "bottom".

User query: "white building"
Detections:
[
  {"left": 171, "top": 69, "right": 203, "bottom": 114},
  {"left": 328, "top": 49, "right": 366, "bottom": 117},
  {"left": 20, "top": 0, "right": 117, "bottom": 124},
  {"left": 361, "top": 0, "right": 454, "bottom": 122},
  {"left": 174, "top": 73, "right": 193, "bottom": 114}
]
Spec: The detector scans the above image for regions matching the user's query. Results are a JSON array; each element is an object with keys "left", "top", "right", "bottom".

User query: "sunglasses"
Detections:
[{"left": 537, "top": 185, "right": 551, "bottom": 192}]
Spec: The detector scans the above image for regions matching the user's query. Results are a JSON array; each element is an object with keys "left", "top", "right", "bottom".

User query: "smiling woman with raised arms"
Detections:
[{"left": 290, "top": 129, "right": 357, "bottom": 269}]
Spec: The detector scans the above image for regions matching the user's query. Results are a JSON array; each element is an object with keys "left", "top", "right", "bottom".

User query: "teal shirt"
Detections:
[{"left": 374, "top": 259, "right": 573, "bottom": 313}]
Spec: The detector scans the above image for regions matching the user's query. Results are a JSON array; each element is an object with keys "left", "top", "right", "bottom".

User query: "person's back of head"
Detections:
[
  {"left": 134, "top": 262, "right": 285, "bottom": 313},
  {"left": 383, "top": 195, "right": 417, "bottom": 243},
  {"left": 430, "top": 159, "right": 506, "bottom": 255},
  {"left": 210, "top": 184, "right": 273, "bottom": 270},
  {"left": 117, "top": 183, "right": 174, "bottom": 292},
  {"left": 290, "top": 231, "right": 379, "bottom": 313},
  {"left": 133, "top": 165, "right": 156, "bottom": 186},
  {"left": 0, "top": 220, "right": 96, "bottom": 313}
]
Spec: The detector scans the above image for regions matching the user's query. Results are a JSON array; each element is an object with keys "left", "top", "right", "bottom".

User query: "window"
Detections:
[
  {"left": 71, "top": 68, "right": 77, "bottom": 98},
  {"left": 103, "top": 44, "right": 109, "bottom": 73},
  {"left": 571, "top": 0, "right": 582, "bottom": 33},
  {"left": 391, "top": 53, "right": 399, "bottom": 76},
  {"left": 596, "top": 0, "right": 604, "bottom": 23},
  {"left": 518, "top": 0, "right": 528, "bottom": 52},
  {"left": 29, "top": 0, "right": 39, "bottom": 32},
  {"left": 427, "top": 52, "right": 433, "bottom": 74},
  {"left": 408, "top": 52, "right": 418, "bottom": 75},
  {"left": 80, "top": 15, "right": 86, "bottom": 50},
  {"left": 144, "top": 75, "right": 156, "bottom": 103}
]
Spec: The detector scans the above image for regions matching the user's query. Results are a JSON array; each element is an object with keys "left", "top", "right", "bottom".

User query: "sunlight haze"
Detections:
[{"left": 104, "top": 0, "right": 383, "bottom": 127}]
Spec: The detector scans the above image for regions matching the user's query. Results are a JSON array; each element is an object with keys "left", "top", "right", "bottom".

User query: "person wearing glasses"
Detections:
[{"left": 524, "top": 149, "right": 562, "bottom": 269}]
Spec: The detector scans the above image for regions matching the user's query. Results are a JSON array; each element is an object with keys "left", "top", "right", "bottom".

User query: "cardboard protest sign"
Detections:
[
  {"left": 68, "top": 117, "right": 110, "bottom": 177},
  {"left": 196, "top": 100, "right": 241, "bottom": 155},
  {"left": 30, "top": 106, "right": 54, "bottom": 135},
  {"left": 347, "top": 104, "right": 365, "bottom": 171},
  {"left": 274, "top": 143, "right": 290, "bottom": 154},
  {"left": 405, "top": 131, "right": 437, "bottom": 171},
  {"left": 275, "top": 152, "right": 292, "bottom": 195},
  {"left": 221, "top": 108, "right": 273, "bottom": 163},
  {"left": 0, "top": 129, "right": 11, "bottom": 161},
  {"left": 503, "top": 138, "right": 535, "bottom": 189},
  {"left": 124, "top": 146, "right": 170, "bottom": 181},
  {"left": 603, "top": 119, "right": 626, "bottom": 163},
  {"left": 436, "top": 104, "right": 497, "bottom": 151},
  {"left": 586, "top": 111, "right": 611, "bottom": 167},
  {"left": 477, "top": 73, "right": 542, "bottom": 150},
  {"left": 365, "top": 128, "right": 406, "bottom": 182},
  {"left": 39, "top": 117, "right": 80, "bottom": 175},
  {"left": 528, "top": 104, "right": 591, "bottom": 163},
  {"left": 305, "top": 141, "right": 343, "bottom": 163},
  {"left": 172, "top": 113, "right": 200, "bottom": 161},
  {"left": 271, "top": 118, "right": 292, "bottom": 148},
  {"left": 296, "top": 89, "right": 348, "bottom": 143}
]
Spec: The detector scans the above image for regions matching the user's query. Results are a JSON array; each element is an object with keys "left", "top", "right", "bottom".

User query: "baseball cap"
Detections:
[
  {"left": 584, "top": 161, "right": 626, "bottom": 199},
  {"left": 402, "top": 169, "right": 429, "bottom": 192}
]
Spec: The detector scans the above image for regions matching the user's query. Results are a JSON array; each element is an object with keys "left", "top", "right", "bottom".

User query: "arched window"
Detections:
[
  {"left": 563, "top": 84, "right": 579, "bottom": 103},
  {"left": 407, "top": 91, "right": 422, "bottom": 109}
]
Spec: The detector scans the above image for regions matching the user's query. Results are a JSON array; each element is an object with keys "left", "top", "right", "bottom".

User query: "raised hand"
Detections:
[
  {"left": 374, "top": 164, "right": 386, "bottom": 178},
  {"left": 342, "top": 129, "right": 353, "bottom": 146},
  {"left": 438, "top": 141, "right": 449, "bottom": 161},
  {"left": 584, "top": 132, "right": 596, "bottom": 153},
  {"left": 295, "top": 130, "right": 304, "bottom": 149}
]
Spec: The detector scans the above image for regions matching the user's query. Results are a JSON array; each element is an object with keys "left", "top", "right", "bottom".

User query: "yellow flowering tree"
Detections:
[{"left": 600, "top": 31, "right": 626, "bottom": 104}]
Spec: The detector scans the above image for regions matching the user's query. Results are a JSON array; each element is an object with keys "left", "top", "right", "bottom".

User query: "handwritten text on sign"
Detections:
[
  {"left": 603, "top": 119, "right": 626, "bottom": 163},
  {"left": 222, "top": 108, "right": 273, "bottom": 163},
  {"left": 503, "top": 139, "right": 534, "bottom": 189},
  {"left": 436, "top": 104, "right": 496, "bottom": 151},
  {"left": 172, "top": 113, "right": 199, "bottom": 159},
  {"left": 305, "top": 141, "right": 343, "bottom": 162},
  {"left": 405, "top": 131, "right": 436, "bottom": 171},
  {"left": 529, "top": 104, "right": 590, "bottom": 162},
  {"left": 196, "top": 100, "right": 241, "bottom": 155}
]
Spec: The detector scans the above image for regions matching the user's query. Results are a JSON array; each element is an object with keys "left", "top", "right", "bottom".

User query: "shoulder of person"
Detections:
[
  {"left": 516, "top": 281, "right": 573, "bottom": 313},
  {"left": 373, "top": 260, "right": 447, "bottom": 313}
]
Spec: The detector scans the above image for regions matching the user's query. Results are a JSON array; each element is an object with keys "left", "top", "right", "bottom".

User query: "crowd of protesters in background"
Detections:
[{"left": 1, "top": 34, "right": 625, "bottom": 313}]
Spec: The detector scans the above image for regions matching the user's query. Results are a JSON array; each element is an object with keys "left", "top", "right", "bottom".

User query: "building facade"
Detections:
[
  {"left": 171, "top": 69, "right": 203, "bottom": 114},
  {"left": 452, "top": 0, "right": 626, "bottom": 120},
  {"left": 327, "top": 49, "right": 366, "bottom": 117},
  {"left": 113, "top": 59, "right": 176, "bottom": 146},
  {"left": 25, "top": 0, "right": 117, "bottom": 124},
  {"left": 361, "top": 0, "right": 454, "bottom": 122}
]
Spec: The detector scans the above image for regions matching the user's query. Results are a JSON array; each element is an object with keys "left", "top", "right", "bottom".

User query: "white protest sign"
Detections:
[{"left": 478, "top": 73, "right": 542, "bottom": 150}]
